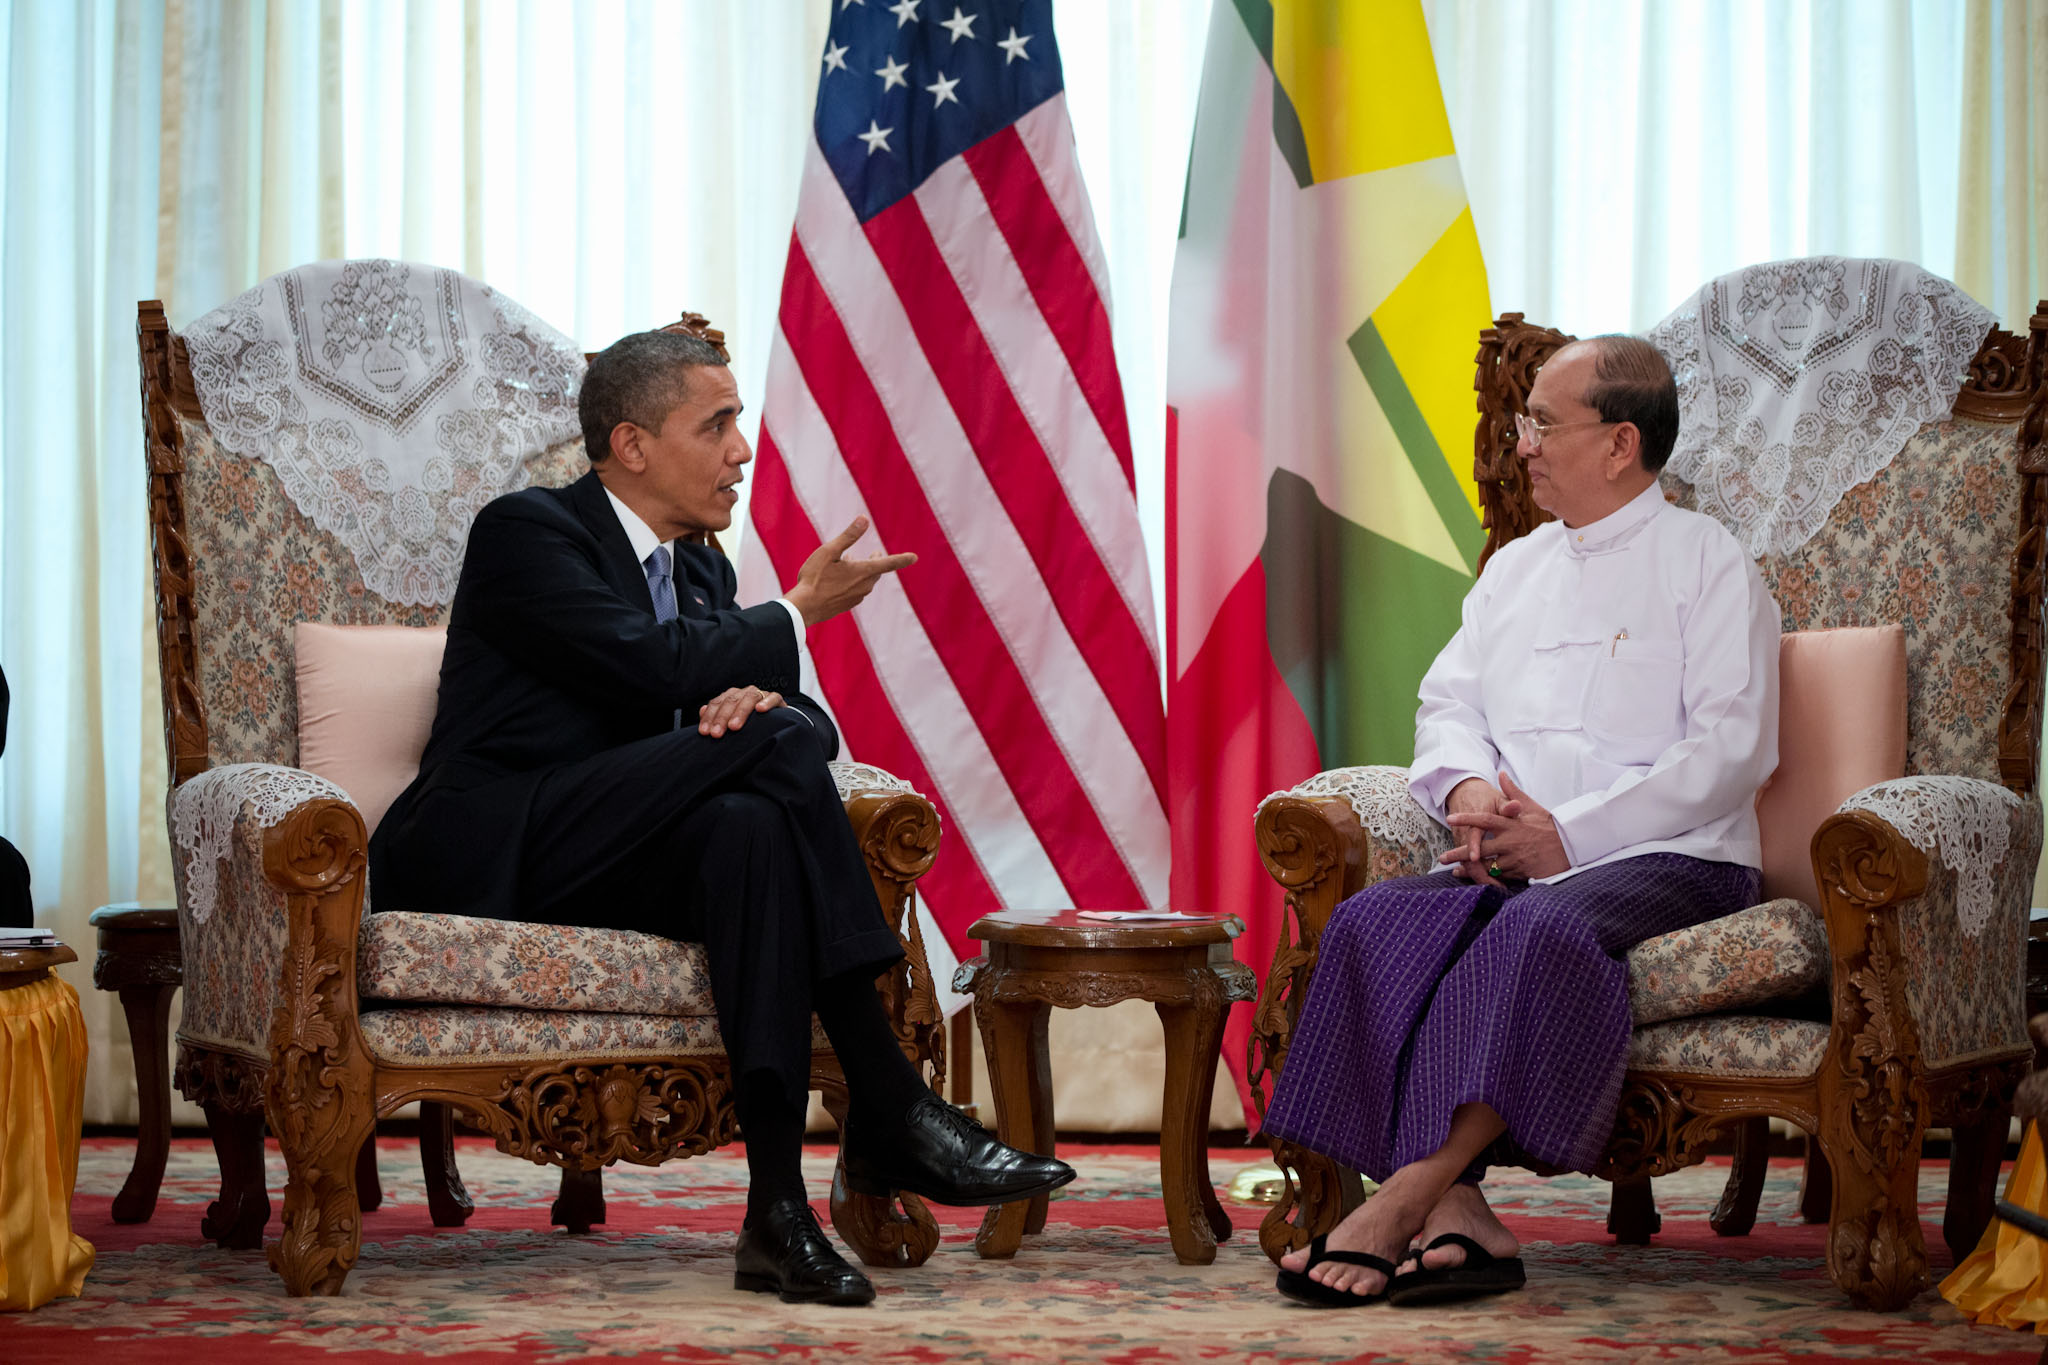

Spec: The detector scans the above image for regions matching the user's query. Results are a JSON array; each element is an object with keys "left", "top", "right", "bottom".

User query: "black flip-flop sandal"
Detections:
[
  {"left": 1275, "top": 1234, "right": 1400, "bottom": 1308},
  {"left": 1386, "top": 1232, "right": 1526, "bottom": 1306}
]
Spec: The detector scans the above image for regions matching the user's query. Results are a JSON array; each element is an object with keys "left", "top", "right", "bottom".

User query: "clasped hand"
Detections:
[{"left": 1439, "top": 772, "right": 1569, "bottom": 884}]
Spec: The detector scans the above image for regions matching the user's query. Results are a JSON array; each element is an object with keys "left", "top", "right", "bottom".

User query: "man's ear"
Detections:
[
  {"left": 1607, "top": 422, "right": 1645, "bottom": 480},
  {"left": 609, "top": 421, "right": 646, "bottom": 473}
]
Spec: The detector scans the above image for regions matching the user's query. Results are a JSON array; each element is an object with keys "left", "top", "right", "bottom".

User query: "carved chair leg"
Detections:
[
  {"left": 418, "top": 1100, "right": 474, "bottom": 1228},
  {"left": 552, "top": 1166, "right": 607, "bottom": 1235},
  {"left": 1258, "top": 1139, "right": 1368, "bottom": 1265},
  {"left": 1818, "top": 1101, "right": 1929, "bottom": 1310},
  {"left": 269, "top": 1090, "right": 376, "bottom": 1296},
  {"left": 1799, "top": 1135, "right": 1832, "bottom": 1224},
  {"left": 1946, "top": 1112, "right": 2010, "bottom": 1263},
  {"left": 1710, "top": 1116, "right": 1772, "bottom": 1237},
  {"left": 111, "top": 982, "right": 177, "bottom": 1224},
  {"left": 1607, "top": 1174, "right": 1661, "bottom": 1245},
  {"left": 820, "top": 1081, "right": 940, "bottom": 1269},
  {"left": 201, "top": 1103, "right": 271, "bottom": 1250},
  {"left": 355, "top": 1128, "right": 384, "bottom": 1211}
]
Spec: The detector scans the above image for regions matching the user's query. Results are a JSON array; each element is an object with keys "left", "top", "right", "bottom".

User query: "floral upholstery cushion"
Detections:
[
  {"left": 1670, "top": 416, "right": 2022, "bottom": 784},
  {"left": 181, "top": 416, "right": 588, "bottom": 769},
  {"left": 1889, "top": 791, "right": 2038, "bottom": 1068},
  {"left": 173, "top": 812, "right": 286, "bottom": 1060},
  {"left": 1625, "top": 898, "right": 1828, "bottom": 1027},
  {"left": 1628, "top": 1015, "right": 1830, "bottom": 1078},
  {"left": 358, "top": 1005, "right": 829, "bottom": 1066},
  {"left": 358, "top": 912, "right": 717, "bottom": 1017}
]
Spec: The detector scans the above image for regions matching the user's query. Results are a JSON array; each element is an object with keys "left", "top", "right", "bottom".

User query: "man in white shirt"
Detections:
[
  {"left": 372, "top": 329, "right": 1073, "bottom": 1307},
  {"left": 1261, "top": 335, "right": 1780, "bottom": 1308}
]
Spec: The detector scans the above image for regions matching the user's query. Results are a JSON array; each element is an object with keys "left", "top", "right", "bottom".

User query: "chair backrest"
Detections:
[
  {"left": 1471, "top": 299, "right": 2048, "bottom": 795},
  {"left": 140, "top": 288, "right": 730, "bottom": 785}
]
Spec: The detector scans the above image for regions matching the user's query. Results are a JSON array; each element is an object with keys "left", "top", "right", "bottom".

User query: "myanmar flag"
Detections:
[{"left": 1166, "top": 0, "right": 1492, "bottom": 1118}]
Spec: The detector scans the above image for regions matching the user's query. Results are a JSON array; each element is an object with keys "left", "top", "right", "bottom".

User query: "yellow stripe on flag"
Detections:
[
  {"left": 1269, "top": 0, "right": 1457, "bottom": 183},
  {"left": 1369, "top": 207, "right": 1492, "bottom": 520}
]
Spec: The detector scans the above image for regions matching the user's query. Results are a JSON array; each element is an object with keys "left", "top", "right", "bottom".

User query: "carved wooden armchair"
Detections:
[
  {"left": 141, "top": 292, "right": 948, "bottom": 1296},
  {"left": 1248, "top": 291, "right": 2048, "bottom": 1310}
]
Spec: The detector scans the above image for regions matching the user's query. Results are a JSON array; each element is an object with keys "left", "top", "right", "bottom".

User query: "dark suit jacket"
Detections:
[{"left": 370, "top": 471, "right": 837, "bottom": 917}]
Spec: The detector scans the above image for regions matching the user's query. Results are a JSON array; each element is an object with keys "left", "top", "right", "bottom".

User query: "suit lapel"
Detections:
[{"left": 567, "top": 472, "right": 654, "bottom": 616}]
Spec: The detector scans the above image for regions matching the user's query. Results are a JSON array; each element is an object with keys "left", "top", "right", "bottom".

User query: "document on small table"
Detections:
[
  {"left": 0, "top": 927, "right": 57, "bottom": 948},
  {"left": 1076, "top": 910, "right": 1201, "bottom": 922}
]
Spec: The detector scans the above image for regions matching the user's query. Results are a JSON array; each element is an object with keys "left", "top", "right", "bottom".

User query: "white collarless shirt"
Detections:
[{"left": 1409, "top": 481, "right": 1781, "bottom": 881}]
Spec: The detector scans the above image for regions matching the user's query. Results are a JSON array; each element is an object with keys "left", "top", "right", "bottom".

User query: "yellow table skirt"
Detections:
[
  {"left": 1943, "top": 1122, "right": 2048, "bottom": 1331},
  {"left": 0, "top": 972, "right": 94, "bottom": 1310}
]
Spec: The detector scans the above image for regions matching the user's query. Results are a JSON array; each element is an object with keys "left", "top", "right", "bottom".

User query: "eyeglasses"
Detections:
[{"left": 1513, "top": 413, "right": 1614, "bottom": 451}]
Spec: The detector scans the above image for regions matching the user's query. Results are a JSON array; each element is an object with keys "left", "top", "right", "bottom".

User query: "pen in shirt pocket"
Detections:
[{"left": 1610, "top": 627, "right": 1629, "bottom": 656}]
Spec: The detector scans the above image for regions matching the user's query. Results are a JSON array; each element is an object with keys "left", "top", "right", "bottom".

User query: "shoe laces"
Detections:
[{"left": 920, "top": 1095, "right": 994, "bottom": 1143}]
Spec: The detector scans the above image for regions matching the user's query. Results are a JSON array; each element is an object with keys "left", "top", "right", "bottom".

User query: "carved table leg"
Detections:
[
  {"left": 1710, "top": 1116, "right": 1772, "bottom": 1237},
  {"left": 974, "top": 997, "right": 1052, "bottom": 1259},
  {"left": 1607, "top": 1175, "right": 1660, "bottom": 1244},
  {"left": 355, "top": 1130, "right": 383, "bottom": 1211},
  {"left": 201, "top": 1104, "right": 271, "bottom": 1250},
  {"left": 418, "top": 1100, "right": 474, "bottom": 1227},
  {"left": 553, "top": 1166, "right": 607, "bottom": 1234},
  {"left": 1157, "top": 995, "right": 1230, "bottom": 1264},
  {"left": 111, "top": 981, "right": 176, "bottom": 1224},
  {"left": 1946, "top": 1111, "right": 2009, "bottom": 1262},
  {"left": 1799, "top": 1136, "right": 1832, "bottom": 1224}
]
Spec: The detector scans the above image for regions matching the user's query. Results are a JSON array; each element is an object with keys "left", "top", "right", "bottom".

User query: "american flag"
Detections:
[{"left": 738, "top": 0, "right": 1168, "bottom": 965}]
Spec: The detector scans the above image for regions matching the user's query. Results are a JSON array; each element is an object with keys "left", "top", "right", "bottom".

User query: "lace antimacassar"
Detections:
[
  {"left": 1648, "top": 257, "right": 1995, "bottom": 559},
  {"left": 1259, "top": 765, "right": 1454, "bottom": 859},
  {"left": 1839, "top": 775, "right": 2023, "bottom": 937},
  {"left": 171, "top": 764, "right": 354, "bottom": 926},
  {"left": 828, "top": 760, "right": 918, "bottom": 805}
]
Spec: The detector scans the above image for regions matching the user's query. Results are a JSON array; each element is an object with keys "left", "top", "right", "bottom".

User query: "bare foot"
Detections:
[
  {"left": 1399, "top": 1181, "right": 1519, "bottom": 1275},
  {"left": 1277, "top": 1169, "right": 1435, "bottom": 1297}
]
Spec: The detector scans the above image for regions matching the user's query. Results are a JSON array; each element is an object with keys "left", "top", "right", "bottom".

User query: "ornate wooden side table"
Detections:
[
  {"left": 953, "top": 910, "right": 1256, "bottom": 1265},
  {"left": 88, "top": 904, "right": 182, "bottom": 1223}
]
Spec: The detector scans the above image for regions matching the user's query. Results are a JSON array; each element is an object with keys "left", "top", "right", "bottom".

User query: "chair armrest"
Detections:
[
  {"left": 168, "top": 764, "right": 370, "bottom": 1073},
  {"left": 1248, "top": 765, "right": 1449, "bottom": 1116},
  {"left": 1815, "top": 779, "right": 2038, "bottom": 1075},
  {"left": 830, "top": 761, "right": 945, "bottom": 1089}
]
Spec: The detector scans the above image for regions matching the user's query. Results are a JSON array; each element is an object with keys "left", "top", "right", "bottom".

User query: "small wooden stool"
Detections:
[{"left": 954, "top": 910, "right": 1256, "bottom": 1265}]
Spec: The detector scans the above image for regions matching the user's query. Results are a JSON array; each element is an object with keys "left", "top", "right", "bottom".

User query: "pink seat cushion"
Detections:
[
  {"left": 1757, "top": 624, "right": 1907, "bottom": 909},
  {"left": 294, "top": 622, "right": 446, "bottom": 837}
]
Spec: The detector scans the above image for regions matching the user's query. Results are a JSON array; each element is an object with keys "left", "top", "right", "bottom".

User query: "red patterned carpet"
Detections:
[{"left": 7, "top": 1136, "right": 2041, "bottom": 1362}]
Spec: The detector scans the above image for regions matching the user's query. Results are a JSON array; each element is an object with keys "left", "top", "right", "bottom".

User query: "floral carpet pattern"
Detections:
[{"left": 9, "top": 1137, "right": 2041, "bottom": 1362}]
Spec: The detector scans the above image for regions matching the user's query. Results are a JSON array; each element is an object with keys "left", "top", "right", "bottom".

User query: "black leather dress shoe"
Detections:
[
  {"left": 842, "top": 1093, "right": 1077, "bottom": 1206},
  {"left": 733, "top": 1198, "right": 875, "bottom": 1306}
]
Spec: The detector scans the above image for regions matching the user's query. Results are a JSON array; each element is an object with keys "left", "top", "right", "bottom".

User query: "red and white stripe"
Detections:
[{"left": 740, "top": 94, "right": 1167, "bottom": 961}]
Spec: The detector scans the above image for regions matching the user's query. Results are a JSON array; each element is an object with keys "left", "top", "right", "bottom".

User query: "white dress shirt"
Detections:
[
  {"left": 1408, "top": 481, "right": 1781, "bottom": 881},
  {"left": 603, "top": 486, "right": 806, "bottom": 646}
]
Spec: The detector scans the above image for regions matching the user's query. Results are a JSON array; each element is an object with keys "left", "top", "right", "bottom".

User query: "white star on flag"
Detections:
[
  {"left": 997, "top": 27, "right": 1032, "bottom": 63},
  {"left": 874, "top": 55, "right": 909, "bottom": 91},
  {"left": 888, "top": 0, "right": 921, "bottom": 27},
  {"left": 822, "top": 41, "right": 849, "bottom": 74},
  {"left": 925, "top": 71, "right": 960, "bottom": 107},
  {"left": 856, "top": 119, "right": 894, "bottom": 155},
  {"left": 940, "top": 7, "right": 978, "bottom": 42},
  {"left": 840, "top": 0, "right": 864, "bottom": 8}
]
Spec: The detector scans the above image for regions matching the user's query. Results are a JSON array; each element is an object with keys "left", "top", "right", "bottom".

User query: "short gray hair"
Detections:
[
  {"left": 1579, "top": 334, "right": 1680, "bottom": 474},
  {"left": 579, "top": 330, "right": 730, "bottom": 462}
]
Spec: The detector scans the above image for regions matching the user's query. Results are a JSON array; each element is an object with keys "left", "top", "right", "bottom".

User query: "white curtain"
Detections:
[{"left": 1423, "top": 0, "right": 1971, "bottom": 334}]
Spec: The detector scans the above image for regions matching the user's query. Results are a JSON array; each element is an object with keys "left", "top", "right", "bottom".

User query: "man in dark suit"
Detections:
[{"left": 372, "top": 329, "right": 1071, "bottom": 1306}]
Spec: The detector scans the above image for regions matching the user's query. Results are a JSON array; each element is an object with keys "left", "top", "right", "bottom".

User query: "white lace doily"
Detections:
[
  {"left": 1648, "top": 258, "right": 1996, "bottom": 558},
  {"left": 172, "top": 764, "right": 353, "bottom": 925},
  {"left": 1840, "top": 775, "right": 2023, "bottom": 936},
  {"left": 829, "top": 760, "right": 922, "bottom": 805},
  {"left": 1258, "top": 765, "right": 1452, "bottom": 854},
  {"left": 181, "top": 260, "right": 585, "bottom": 605}
]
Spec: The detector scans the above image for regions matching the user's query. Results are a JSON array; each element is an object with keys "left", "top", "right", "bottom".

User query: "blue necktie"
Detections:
[{"left": 645, "top": 546, "right": 678, "bottom": 623}]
